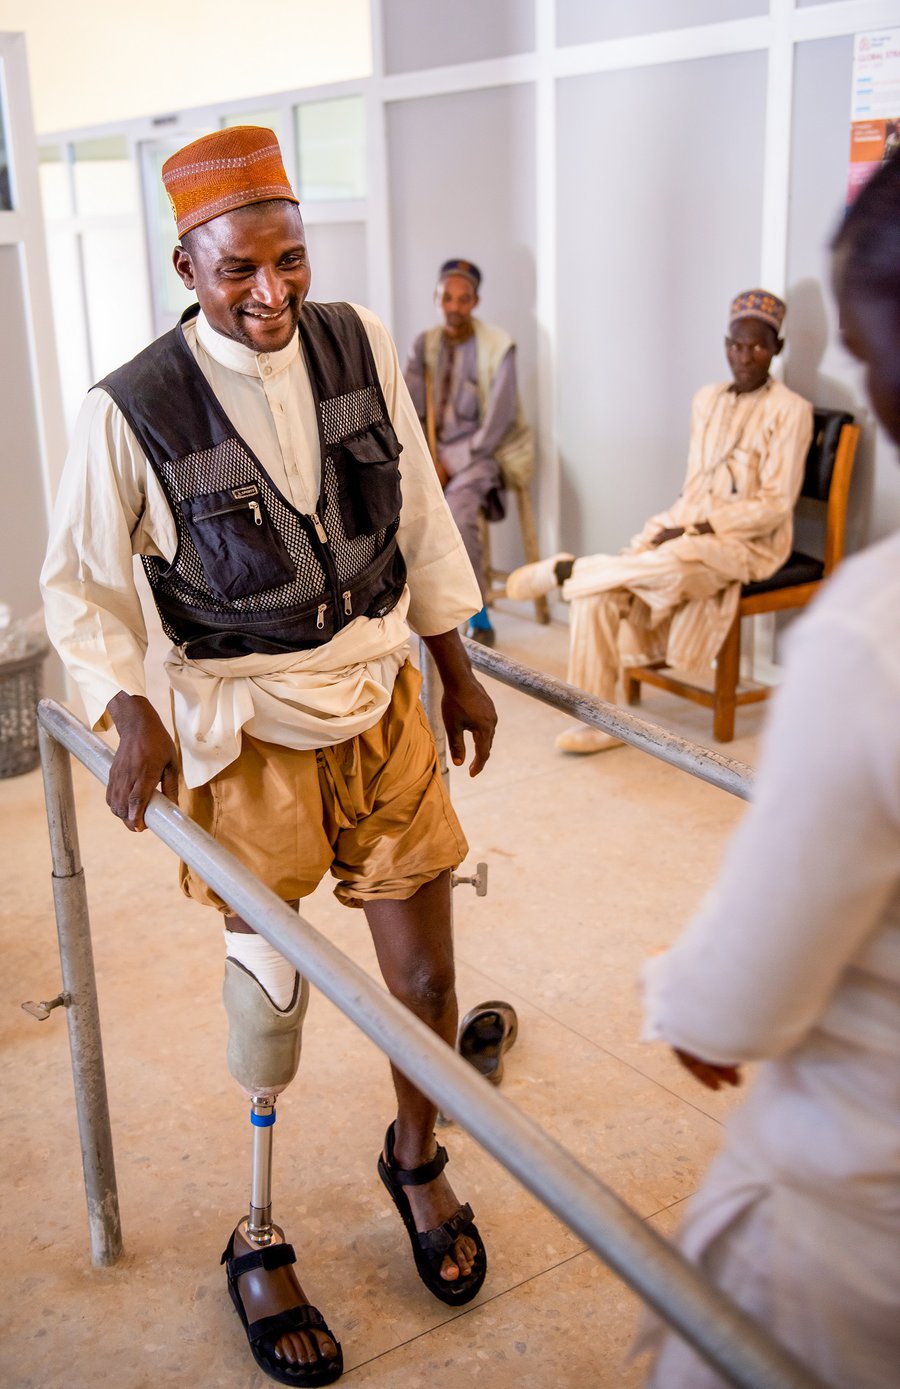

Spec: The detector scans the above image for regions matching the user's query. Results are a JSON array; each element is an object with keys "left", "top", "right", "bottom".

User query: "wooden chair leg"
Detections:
[
  {"left": 713, "top": 614, "right": 741, "bottom": 742},
  {"left": 515, "top": 484, "right": 550, "bottom": 624},
  {"left": 623, "top": 670, "right": 641, "bottom": 705},
  {"left": 479, "top": 512, "right": 493, "bottom": 608}
]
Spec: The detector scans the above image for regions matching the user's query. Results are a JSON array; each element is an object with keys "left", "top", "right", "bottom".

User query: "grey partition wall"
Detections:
[
  {"left": 556, "top": 51, "right": 767, "bottom": 556},
  {"left": 387, "top": 83, "right": 538, "bottom": 575},
  {"left": 306, "top": 221, "right": 369, "bottom": 307},
  {"left": 383, "top": 0, "right": 535, "bottom": 72},
  {"left": 557, "top": 0, "right": 767, "bottom": 46}
]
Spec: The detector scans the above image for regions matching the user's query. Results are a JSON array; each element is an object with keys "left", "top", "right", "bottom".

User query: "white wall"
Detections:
[
  {"left": 786, "top": 32, "right": 899, "bottom": 547},
  {"left": 0, "top": 32, "right": 66, "bottom": 630},
  {"left": 12, "top": 0, "right": 900, "bottom": 605},
  {"left": 555, "top": 51, "right": 768, "bottom": 554},
  {"left": 0, "top": 0, "right": 371, "bottom": 134},
  {"left": 374, "top": 0, "right": 900, "bottom": 566}
]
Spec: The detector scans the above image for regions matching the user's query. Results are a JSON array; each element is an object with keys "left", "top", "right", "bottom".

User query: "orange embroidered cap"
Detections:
[{"left": 162, "top": 126, "right": 299, "bottom": 238}]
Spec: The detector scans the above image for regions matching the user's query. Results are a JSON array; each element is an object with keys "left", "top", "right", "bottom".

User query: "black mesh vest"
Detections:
[{"left": 97, "top": 301, "right": 407, "bottom": 659}]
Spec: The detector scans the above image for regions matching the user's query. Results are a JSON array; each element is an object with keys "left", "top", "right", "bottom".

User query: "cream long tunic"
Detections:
[
  {"left": 563, "top": 378, "right": 813, "bottom": 672},
  {"left": 639, "top": 530, "right": 900, "bottom": 1387},
  {"left": 41, "top": 305, "right": 483, "bottom": 786}
]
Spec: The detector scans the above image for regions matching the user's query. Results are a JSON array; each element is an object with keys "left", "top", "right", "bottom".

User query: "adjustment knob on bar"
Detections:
[
  {"left": 451, "top": 862, "right": 488, "bottom": 897},
  {"left": 21, "top": 991, "right": 71, "bottom": 1021}
]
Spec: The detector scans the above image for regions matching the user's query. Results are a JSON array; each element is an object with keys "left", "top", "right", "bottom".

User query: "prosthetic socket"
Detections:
[
  {"left": 223, "top": 956, "right": 309, "bottom": 1096},
  {"left": 223, "top": 957, "right": 310, "bottom": 1247}
]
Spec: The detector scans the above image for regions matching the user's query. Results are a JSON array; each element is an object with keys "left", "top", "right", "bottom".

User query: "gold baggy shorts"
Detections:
[{"left": 177, "top": 661, "right": 468, "bottom": 911}]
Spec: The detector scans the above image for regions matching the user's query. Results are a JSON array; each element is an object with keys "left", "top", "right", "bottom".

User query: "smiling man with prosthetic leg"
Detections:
[{"left": 41, "top": 127, "right": 496, "bottom": 1385}]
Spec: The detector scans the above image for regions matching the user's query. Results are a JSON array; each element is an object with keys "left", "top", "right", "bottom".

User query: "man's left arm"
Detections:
[
  {"left": 422, "top": 629, "right": 497, "bottom": 777},
  {"left": 703, "top": 395, "right": 813, "bottom": 540}
]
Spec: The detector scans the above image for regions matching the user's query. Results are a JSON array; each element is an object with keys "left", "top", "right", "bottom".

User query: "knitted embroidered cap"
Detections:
[
  {"left": 162, "top": 126, "right": 299, "bottom": 238},
  {"left": 438, "top": 258, "right": 482, "bottom": 292},
  {"left": 729, "top": 288, "right": 786, "bottom": 334}
]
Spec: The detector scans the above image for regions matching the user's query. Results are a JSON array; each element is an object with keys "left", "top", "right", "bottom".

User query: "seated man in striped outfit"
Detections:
[{"left": 506, "top": 290, "right": 813, "bottom": 753}]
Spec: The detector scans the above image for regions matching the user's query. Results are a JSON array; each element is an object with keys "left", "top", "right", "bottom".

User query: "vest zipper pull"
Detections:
[
  {"left": 343, "top": 591, "right": 352, "bottom": 616},
  {"left": 249, "top": 501, "right": 262, "bottom": 526},
  {"left": 316, "top": 604, "right": 327, "bottom": 630},
  {"left": 311, "top": 512, "right": 327, "bottom": 543}
]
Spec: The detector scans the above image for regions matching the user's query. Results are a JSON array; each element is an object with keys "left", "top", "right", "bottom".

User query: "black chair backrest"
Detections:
[{"left": 802, "top": 409, "right": 854, "bottom": 501}]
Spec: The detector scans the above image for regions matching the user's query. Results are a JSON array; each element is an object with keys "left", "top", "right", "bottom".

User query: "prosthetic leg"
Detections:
[
  {"left": 223, "top": 958, "right": 310, "bottom": 1247},
  {"left": 220, "top": 959, "right": 343, "bottom": 1383}
]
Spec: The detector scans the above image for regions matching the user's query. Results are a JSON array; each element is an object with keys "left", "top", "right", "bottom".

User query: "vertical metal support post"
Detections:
[{"left": 37, "top": 725, "right": 122, "bottom": 1267}]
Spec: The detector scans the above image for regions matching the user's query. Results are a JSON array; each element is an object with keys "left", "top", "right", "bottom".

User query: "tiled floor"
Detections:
[{"left": 1, "top": 607, "right": 767, "bottom": 1388}]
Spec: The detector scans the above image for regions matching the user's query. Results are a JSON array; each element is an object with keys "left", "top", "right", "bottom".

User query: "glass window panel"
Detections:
[
  {"left": 0, "top": 246, "right": 46, "bottom": 618},
  {"left": 81, "top": 224, "right": 154, "bottom": 380},
  {"left": 144, "top": 139, "right": 200, "bottom": 325},
  {"left": 295, "top": 96, "right": 365, "bottom": 201},
  {"left": 221, "top": 110, "right": 283, "bottom": 134},
  {"left": 39, "top": 144, "right": 72, "bottom": 218},
  {"left": 0, "top": 66, "right": 12, "bottom": 211},
  {"left": 72, "top": 135, "right": 137, "bottom": 216},
  {"left": 43, "top": 225, "right": 92, "bottom": 432}
]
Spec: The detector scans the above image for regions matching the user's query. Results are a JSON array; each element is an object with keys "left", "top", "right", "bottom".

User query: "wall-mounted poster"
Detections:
[{"left": 848, "top": 27, "right": 900, "bottom": 204}]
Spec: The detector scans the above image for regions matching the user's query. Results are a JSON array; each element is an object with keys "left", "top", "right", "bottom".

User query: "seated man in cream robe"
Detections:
[{"left": 507, "top": 290, "right": 813, "bottom": 753}]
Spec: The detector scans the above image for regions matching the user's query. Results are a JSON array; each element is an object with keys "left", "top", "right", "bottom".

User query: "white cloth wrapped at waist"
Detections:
[{"left": 167, "top": 590, "right": 413, "bottom": 788}]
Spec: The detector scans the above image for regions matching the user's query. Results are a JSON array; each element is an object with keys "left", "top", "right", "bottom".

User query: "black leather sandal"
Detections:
[
  {"left": 458, "top": 1001, "right": 518, "bottom": 1085},
  {"left": 221, "top": 1229, "right": 343, "bottom": 1385},
  {"left": 377, "top": 1122, "right": 487, "bottom": 1306}
]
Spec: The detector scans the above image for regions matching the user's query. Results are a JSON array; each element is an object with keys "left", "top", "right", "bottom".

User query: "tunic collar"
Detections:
[
  {"left": 727, "top": 377, "right": 773, "bottom": 399},
  {"left": 195, "top": 309, "right": 299, "bottom": 379}
]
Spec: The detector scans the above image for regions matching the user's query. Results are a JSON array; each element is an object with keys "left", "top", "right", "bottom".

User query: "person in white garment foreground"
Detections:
[
  {"left": 506, "top": 290, "right": 812, "bottom": 753},
  {"left": 637, "top": 153, "right": 900, "bottom": 1388},
  {"left": 41, "top": 127, "right": 497, "bottom": 1387}
]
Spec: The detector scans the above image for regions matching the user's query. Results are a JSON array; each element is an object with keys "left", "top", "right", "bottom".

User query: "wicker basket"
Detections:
[{"left": 0, "top": 646, "right": 47, "bottom": 778}]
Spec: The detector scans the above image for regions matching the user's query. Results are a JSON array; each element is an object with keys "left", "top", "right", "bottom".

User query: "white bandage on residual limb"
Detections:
[{"left": 223, "top": 928, "right": 298, "bottom": 1009}]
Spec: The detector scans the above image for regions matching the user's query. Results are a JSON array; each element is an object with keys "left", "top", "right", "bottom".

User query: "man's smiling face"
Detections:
[{"left": 173, "top": 200, "right": 311, "bottom": 353}]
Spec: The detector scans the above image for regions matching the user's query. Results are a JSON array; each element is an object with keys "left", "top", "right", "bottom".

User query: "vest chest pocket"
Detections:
[
  {"left": 335, "top": 422, "right": 403, "bottom": 539},
  {"left": 181, "top": 484, "right": 295, "bottom": 600}
]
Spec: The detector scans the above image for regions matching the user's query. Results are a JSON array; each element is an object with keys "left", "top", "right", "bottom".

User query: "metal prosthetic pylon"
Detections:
[{"left": 236, "top": 1092, "right": 282, "bottom": 1248}]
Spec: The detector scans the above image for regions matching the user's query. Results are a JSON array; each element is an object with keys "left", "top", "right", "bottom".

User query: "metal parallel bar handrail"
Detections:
[
  {"left": 461, "top": 637, "right": 754, "bottom": 801},
  {"left": 35, "top": 698, "right": 822, "bottom": 1389}
]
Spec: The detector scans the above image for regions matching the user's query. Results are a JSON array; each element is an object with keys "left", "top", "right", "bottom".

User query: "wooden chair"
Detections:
[
  {"left": 623, "top": 409, "right": 860, "bottom": 741},
  {"left": 481, "top": 482, "right": 550, "bottom": 624}
]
